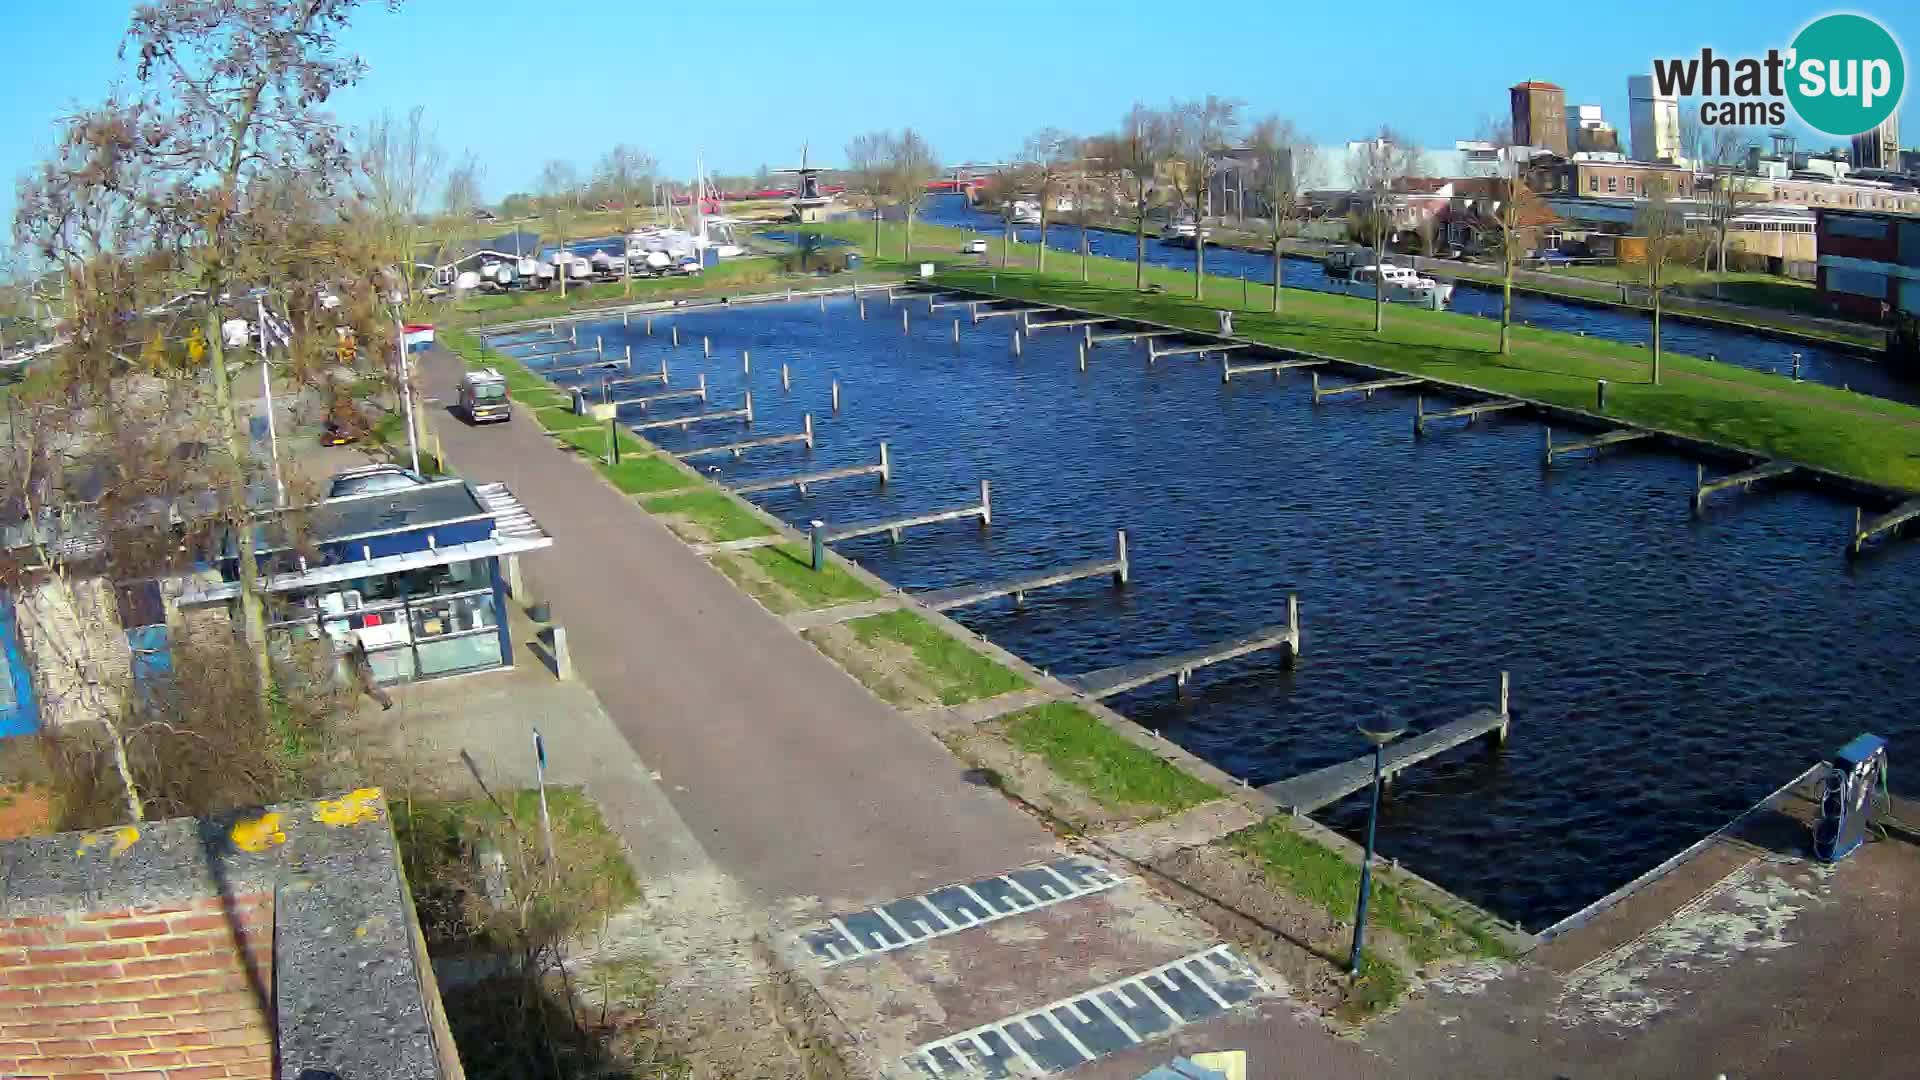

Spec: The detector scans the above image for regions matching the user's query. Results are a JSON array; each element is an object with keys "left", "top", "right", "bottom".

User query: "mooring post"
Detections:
[
  {"left": 624, "top": 310, "right": 629, "bottom": 327},
  {"left": 902, "top": 307, "right": 909, "bottom": 334},
  {"left": 646, "top": 317, "right": 653, "bottom": 336},
  {"left": 703, "top": 335, "right": 711, "bottom": 358},
  {"left": 803, "top": 413, "right": 814, "bottom": 448},
  {"left": 1085, "top": 324, "right": 1095, "bottom": 348},
  {"left": 1288, "top": 593, "right": 1300, "bottom": 661},
  {"left": 1114, "top": 529, "right": 1130, "bottom": 585},
  {"left": 781, "top": 363, "right": 791, "bottom": 391},
  {"left": 928, "top": 295, "right": 936, "bottom": 315},
  {"left": 1496, "top": 670, "right": 1511, "bottom": 744},
  {"left": 661, "top": 353, "right": 670, "bottom": 381},
  {"left": 597, "top": 335, "right": 604, "bottom": 359},
  {"left": 1854, "top": 506, "right": 1863, "bottom": 554},
  {"left": 1792, "top": 352, "right": 1803, "bottom": 381},
  {"left": 877, "top": 441, "right": 891, "bottom": 482},
  {"left": 671, "top": 325, "right": 679, "bottom": 347},
  {"left": 1414, "top": 395, "right": 1426, "bottom": 437},
  {"left": 979, "top": 479, "right": 992, "bottom": 527},
  {"left": 625, "top": 344, "right": 632, "bottom": 369},
  {"left": 831, "top": 379, "right": 841, "bottom": 414},
  {"left": 859, "top": 299, "right": 867, "bottom": 320},
  {"left": 1013, "top": 330, "right": 1023, "bottom": 356},
  {"left": 742, "top": 349, "right": 751, "bottom": 374},
  {"left": 820, "top": 294, "right": 826, "bottom": 312},
  {"left": 1596, "top": 378, "right": 1608, "bottom": 412},
  {"left": 570, "top": 324, "right": 577, "bottom": 345},
  {"left": 696, "top": 372, "right": 708, "bottom": 401},
  {"left": 1220, "top": 355, "right": 1231, "bottom": 383},
  {"left": 810, "top": 520, "right": 825, "bottom": 571},
  {"left": 1543, "top": 426, "right": 1554, "bottom": 467},
  {"left": 1693, "top": 463, "right": 1705, "bottom": 516},
  {"left": 744, "top": 390, "right": 754, "bottom": 424},
  {"left": 1311, "top": 371, "right": 1322, "bottom": 403},
  {"left": 1079, "top": 343, "right": 1088, "bottom": 372}
]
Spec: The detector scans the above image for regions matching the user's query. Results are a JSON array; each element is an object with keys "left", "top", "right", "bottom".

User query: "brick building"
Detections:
[
  {"left": 1510, "top": 81, "right": 1568, "bottom": 156},
  {"left": 1815, "top": 207, "right": 1920, "bottom": 321}
]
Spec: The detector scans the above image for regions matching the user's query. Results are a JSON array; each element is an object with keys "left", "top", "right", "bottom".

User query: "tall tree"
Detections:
[
  {"left": 1168, "top": 96, "right": 1242, "bottom": 299},
  {"left": 1476, "top": 121, "right": 1544, "bottom": 354},
  {"left": 1348, "top": 127, "right": 1423, "bottom": 333},
  {"left": 844, "top": 132, "right": 892, "bottom": 255},
  {"left": 1017, "top": 128, "right": 1077, "bottom": 275},
  {"left": 355, "top": 105, "right": 443, "bottom": 304},
  {"left": 887, "top": 129, "right": 939, "bottom": 258},
  {"left": 596, "top": 144, "right": 657, "bottom": 231},
  {"left": 1247, "top": 116, "right": 1317, "bottom": 314},
  {"left": 1698, "top": 125, "right": 1756, "bottom": 290},
  {"left": 1634, "top": 174, "right": 1688, "bottom": 386},
  {"left": 1110, "top": 104, "right": 1173, "bottom": 291},
  {"left": 537, "top": 159, "right": 580, "bottom": 212}
]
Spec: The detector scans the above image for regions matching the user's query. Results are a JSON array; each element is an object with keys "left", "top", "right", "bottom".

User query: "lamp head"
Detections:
[{"left": 1357, "top": 709, "right": 1408, "bottom": 747}]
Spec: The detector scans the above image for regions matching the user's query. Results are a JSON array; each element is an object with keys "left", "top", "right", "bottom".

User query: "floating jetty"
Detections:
[
  {"left": 1149, "top": 341, "right": 1248, "bottom": 362},
  {"left": 1026, "top": 316, "right": 1109, "bottom": 333},
  {"left": 1221, "top": 356, "right": 1323, "bottom": 382},
  {"left": 1312, "top": 373, "right": 1425, "bottom": 403},
  {"left": 677, "top": 417, "right": 814, "bottom": 459},
  {"left": 1542, "top": 426, "right": 1653, "bottom": 466},
  {"left": 1089, "top": 329, "right": 1181, "bottom": 346},
  {"left": 822, "top": 481, "right": 991, "bottom": 544},
  {"left": 1849, "top": 497, "right": 1920, "bottom": 558},
  {"left": 1061, "top": 599, "right": 1298, "bottom": 700},
  {"left": 1692, "top": 461, "right": 1797, "bottom": 515},
  {"left": 1413, "top": 395, "right": 1527, "bottom": 436},
  {"left": 1261, "top": 673, "right": 1511, "bottom": 813},
  {"left": 628, "top": 393, "right": 753, "bottom": 433},
  {"left": 729, "top": 442, "right": 890, "bottom": 495},
  {"left": 916, "top": 531, "right": 1130, "bottom": 611}
]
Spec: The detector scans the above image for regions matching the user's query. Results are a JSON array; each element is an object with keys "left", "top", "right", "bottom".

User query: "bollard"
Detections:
[
  {"left": 878, "top": 441, "right": 891, "bottom": 481},
  {"left": 742, "top": 349, "right": 751, "bottom": 374},
  {"left": 1792, "top": 352, "right": 1803, "bottom": 381},
  {"left": 1596, "top": 378, "right": 1608, "bottom": 412},
  {"left": 608, "top": 416, "right": 620, "bottom": 465},
  {"left": 781, "top": 363, "right": 791, "bottom": 391},
  {"left": 979, "top": 479, "right": 992, "bottom": 526},
  {"left": 831, "top": 379, "right": 841, "bottom": 414},
  {"left": 810, "top": 520, "right": 826, "bottom": 570}
]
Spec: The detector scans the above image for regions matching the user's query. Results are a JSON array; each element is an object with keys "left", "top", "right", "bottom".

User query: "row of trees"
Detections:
[{"left": 843, "top": 129, "right": 940, "bottom": 257}]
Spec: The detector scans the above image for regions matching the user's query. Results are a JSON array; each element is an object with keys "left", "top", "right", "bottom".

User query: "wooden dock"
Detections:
[
  {"left": 822, "top": 480, "right": 991, "bottom": 544},
  {"left": 540, "top": 354, "right": 627, "bottom": 375},
  {"left": 677, "top": 417, "right": 814, "bottom": 459},
  {"left": 1692, "top": 461, "right": 1796, "bottom": 515},
  {"left": 1413, "top": 395, "right": 1527, "bottom": 436},
  {"left": 915, "top": 531, "right": 1129, "bottom": 611},
  {"left": 609, "top": 378, "right": 707, "bottom": 411},
  {"left": 1148, "top": 341, "right": 1248, "bottom": 362},
  {"left": 972, "top": 305, "right": 1046, "bottom": 323},
  {"left": 601, "top": 370, "right": 669, "bottom": 391},
  {"left": 1089, "top": 329, "right": 1179, "bottom": 346},
  {"left": 1312, "top": 373, "right": 1425, "bottom": 403},
  {"left": 1061, "top": 599, "right": 1299, "bottom": 700},
  {"left": 1848, "top": 497, "right": 1920, "bottom": 558},
  {"left": 628, "top": 394, "right": 753, "bottom": 433},
  {"left": 729, "top": 443, "right": 890, "bottom": 495},
  {"left": 926, "top": 295, "right": 971, "bottom": 312},
  {"left": 1221, "top": 357, "right": 1323, "bottom": 382},
  {"left": 1542, "top": 426, "right": 1653, "bottom": 466},
  {"left": 1026, "top": 316, "right": 1109, "bottom": 332},
  {"left": 1261, "top": 673, "right": 1511, "bottom": 813}
]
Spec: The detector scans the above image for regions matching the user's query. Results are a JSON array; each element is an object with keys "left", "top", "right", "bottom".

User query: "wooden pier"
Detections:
[
  {"left": 915, "top": 531, "right": 1130, "bottom": 611},
  {"left": 926, "top": 296, "right": 971, "bottom": 312},
  {"left": 628, "top": 394, "right": 753, "bottom": 433},
  {"left": 1692, "top": 461, "right": 1796, "bottom": 515},
  {"left": 608, "top": 378, "right": 707, "bottom": 411},
  {"left": 1413, "top": 395, "right": 1527, "bottom": 436},
  {"left": 1542, "top": 426, "right": 1653, "bottom": 466},
  {"left": 677, "top": 417, "right": 814, "bottom": 459},
  {"left": 1089, "top": 329, "right": 1180, "bottom": 346},
  {"left": 601, "top": 369, "right": 669, "bottom": 391},
  {"left": 1221, "top": 356, "right": 1323, "bottom": 382},
  {"left": 729, "top": 442, "right": 890, "bottom": 495},
  {"left": 1312, "top": 373, "right": 1424, "bottom": 403},
  {"left": 539, "top": 354, "right": 627, "bottom": 375},
  {"left": 1261, "top": 673, "right": 1511, "bottom": 813},
  {"left": 822, "top": 481, "right": 991, "bottom": 544},
  {"left": 1848, "top": 497, "right": 1920, "bottom": 558},
  {"left": 1026, "top": 316, "right": 1109, "bottom": 333},
  {"left": 1061, "top": 599, "right": 1299, "bottom": 700},
  {"left": 1148, "top": 341, "right": 1248, "bottom": 362},
  {"left": 972, "top": 305, "right": 1046, "bottom": 323}
]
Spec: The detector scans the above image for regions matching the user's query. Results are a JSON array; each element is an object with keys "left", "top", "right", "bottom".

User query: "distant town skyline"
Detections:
[{"left": 2, "top": 0, "right": 1916, "bottom": 226}]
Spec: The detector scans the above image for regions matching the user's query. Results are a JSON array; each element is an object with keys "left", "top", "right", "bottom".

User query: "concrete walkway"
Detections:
[{"left": 418, "top": 344, "right": 1054, "bottom": 908}]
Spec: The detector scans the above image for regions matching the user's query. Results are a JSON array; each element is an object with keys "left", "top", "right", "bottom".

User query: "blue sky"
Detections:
[{"left": 4, "top": 0, "right": 1916, "bottom": 223}]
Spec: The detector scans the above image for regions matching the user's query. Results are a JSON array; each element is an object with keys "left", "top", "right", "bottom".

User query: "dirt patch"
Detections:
[
  {"left": 653, "top": 511, "right": 716, "bottom": 545},
  {"left": 711, "top": 550, "right": 800, "bottom": 614},
  {"left": 939, "top": 722, "right": 1158, "bottom": 834},
  {"left": 0, "top": 784, "right": 55, "bottom": 840},
  {"left": 801, "top": 623, "right": 944, "bottom": 709}
]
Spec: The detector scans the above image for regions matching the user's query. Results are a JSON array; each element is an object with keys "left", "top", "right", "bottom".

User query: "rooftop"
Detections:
[{"left": 1512, "top": 80, "right": 1564, "bottom": 91}]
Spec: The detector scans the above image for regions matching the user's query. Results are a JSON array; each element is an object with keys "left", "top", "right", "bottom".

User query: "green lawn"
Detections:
[
  {"left": 642, "top": 489, "right": 775, "bottom": 542},
  {"left": 595, "top": 455, "right": 690, "bottom": 495},
  {"left": 844, "top": 610, "right": 1028, "bottom": 705},
  {"left": 1003, "top": 703, "right": 1219, "bottom": 815},
  {"left": 711, "top": 543, "right": 879, "bottom": 614},
  {"left": 552, "top": 420, "right": 652, "bottom": 460}
]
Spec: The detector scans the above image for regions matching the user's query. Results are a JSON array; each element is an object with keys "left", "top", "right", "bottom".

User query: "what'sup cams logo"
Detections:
[{"left": 1653, "top": 13, "right": 1905, "bottom": 136}]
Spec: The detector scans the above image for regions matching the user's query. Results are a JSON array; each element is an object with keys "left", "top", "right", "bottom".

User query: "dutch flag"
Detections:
[{"left": 403, "top": 323, "right": 436, "bottom": 353}]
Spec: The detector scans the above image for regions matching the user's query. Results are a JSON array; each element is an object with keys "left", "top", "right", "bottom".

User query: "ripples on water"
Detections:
[{"left": 501, "top": 297, "right": 1920, "bottom": 930}]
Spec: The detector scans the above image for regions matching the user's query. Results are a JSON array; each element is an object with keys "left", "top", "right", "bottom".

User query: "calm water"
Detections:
[
  {"left": 497, "top": 301, "right": 1920, "bottom": 929},
  {"left": 913, "top": 195, "right": 1919, "bottom": 406}
]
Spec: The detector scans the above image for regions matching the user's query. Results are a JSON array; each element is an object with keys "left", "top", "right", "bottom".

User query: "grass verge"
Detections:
[
  {"left": 1004, "top": 702, "right": 1219, "bottom": 815},
  {"left": 842, "top": 610, "right": 1028, "bottom": 705},
  {"left": 712, "top": 543, "right": 878, "bottom": 614},
  {"left": 642, "top": 490, "right": 775, "bottom": 543}
]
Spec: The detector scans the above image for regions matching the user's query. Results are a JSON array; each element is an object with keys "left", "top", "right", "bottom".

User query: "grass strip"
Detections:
[
  {"left": 844, "top": 610, "right": 1028, "bottom": 705},
  {"left": 642, "top": 490, "right": 775, "bottom": 542},
  {"left": 712, "top": 543, "right": 877, "bottom": 614},
  {"left": 1004, "top": 702, "right": 1219, "bottom": 814}
]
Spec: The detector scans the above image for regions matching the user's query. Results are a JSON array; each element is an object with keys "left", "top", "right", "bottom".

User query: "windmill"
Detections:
[{"left": 776, "top": 144, "right": 834, "bottom": 223}]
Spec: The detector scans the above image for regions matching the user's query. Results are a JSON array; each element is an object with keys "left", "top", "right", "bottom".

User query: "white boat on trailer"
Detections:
[{"left": 1331, "top": 264, "right": 1453, "bottom": 305}]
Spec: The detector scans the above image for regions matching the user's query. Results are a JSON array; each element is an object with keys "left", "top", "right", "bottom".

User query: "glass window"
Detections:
[
  {"left": 416, "top": 633, "right": 503, "bottom": 677},
  {"left": 1588, "top": 175, "right": 1598, "bottom": 192},
  {"left": 1828, "top": 215, "right": 1889, "bottom": 240},
  {"left": 1826, "top": 266, "right": 1887, "bottom": 297},
  {"left": 408, "top": 590, "right": 498, "bottom": 641},
  {"left": 1626, "top": 177, "right": 1636, "bottom": 194},
  {"left": 1606, "top": 177, "right": 1618, "bottom": 193}
]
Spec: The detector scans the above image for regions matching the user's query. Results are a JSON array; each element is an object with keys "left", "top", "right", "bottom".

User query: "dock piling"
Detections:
[
  {"left": 570, "top": 325, "right": 577, "bottom": 345},
  {"left": 878, "top": 441, "right": 891, "bottom": 482},
  {"left": 859, "top": 299, "right": 866, "bottom": 320},
  {"left": 1013, "top": 330, "right": 1023, "bottom": 356},
  {"left": 703, "top": 335, "right": 711, "bottom": 358},
  {"left": 953, "top": 318, "right": 960, "bottom": 343},
  {"left": 623, "top": 310, "right": 629, "bottom": 327},
  {"left": 672, "top": 325, "right": 679, "bottom": 347},
  {"left": 803, "top": 413, "right": 814, "bottom": 448},
  {"left": 744, "top": 390, "right": 754, "bottom": 424},
  {"left": 831, "top": 379, "right": 841, "bottom": 414},
  {"left": 596, "top": 336, "right": 603, "bottom": 359},
  {"left": 1079, "top": 343, "right": 1087, "bottom": 371},
  {"left": 781, "top": 363, "right": 791, "bottom": 391},
  {"left": 1115, "top": 530, "right": 1130, "bottom": 585},
  {"left": 979, "top": 480, "right": 992, "bottom": 527},
  {"left": 1414, "top": 395, "right": 1425, "bottom": 437},
  {"left": 743, "top": 349, "right": 751, "bottom": 374},
  {"left": 697, "top": 373, "right": 707, "bottom": 401},
  {"left": 902, "top": 307, "right": 909, "bottom": 334},
  {"left": 1287, "top": 594, "right": 1300, "bottom": 663},
  {"left": 647, "top": 317, "right": 653, "bottom": 335}
]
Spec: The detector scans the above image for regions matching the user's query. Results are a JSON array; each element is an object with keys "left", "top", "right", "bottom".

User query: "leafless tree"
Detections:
[
  {"left": 356, "top": 106, "right": 444, "bottom": 304},
  {"left": 537, "top": 159, "right": 581, "bottom": 212},
  {"left": 1698, "top": 125, "right": 1757, "bottom": 288},
  {"left": 887, "top": 129, "right": 939, "bottom": 258},
  {"left": 1247, "top": 116, "right": 1317, "bottom": 313},
  {"left": 1109, "top": 104, "right": 1173, "bottom": 291},
  {"left": 595, "top": 144, "right": 657, "bottom": 230},
  {"left": 1168, "top": 96, "right": 1242, "bottom": 298},
  {"left": 1348, "top": 127, "right": 1424, "bottom": 332},
  {"left": 844, "top": 132, "right": 892, "bottom": 255},
  {"left": 1476, "top": 121, "right": 1547, "bottom": 354},
  {"left": 1634, "top": 173, "right": 1690, "bottom": 385},
  {"left": 1017, "top": 128, "right": 1077, "bottom": 275}
]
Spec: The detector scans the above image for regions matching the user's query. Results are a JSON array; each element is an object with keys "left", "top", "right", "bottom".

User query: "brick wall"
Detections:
[{"left": 0, "top": 893, "right": 274, "bottom": 1079}]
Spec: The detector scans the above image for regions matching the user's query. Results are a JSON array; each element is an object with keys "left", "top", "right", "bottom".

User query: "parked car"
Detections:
[{"left": 326, "top": 463, "right": 427, "bottom": 500}]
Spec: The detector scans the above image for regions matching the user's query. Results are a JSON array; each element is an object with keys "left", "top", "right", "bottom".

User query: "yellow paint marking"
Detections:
[
  {"left": 75, "top": 825, "right": 142, "bottom": 858},
  {"left": 232, "top": 812, "right": 287, "bottom": 853},
  {"left": 314, "top": 788, "right": 385, "bottom": 827}
]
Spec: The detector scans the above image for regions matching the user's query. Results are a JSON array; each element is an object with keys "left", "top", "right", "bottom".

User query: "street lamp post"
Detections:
[{"left": 1348, "top": 709, "right": 1407, "bottom": 975}]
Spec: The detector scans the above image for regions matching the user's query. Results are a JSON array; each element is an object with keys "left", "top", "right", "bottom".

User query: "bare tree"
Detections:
[
  {"left": 596, "top": 144, "right": 657, "bottom": 231},
  {"left": 887, "top": 129, "right": 939, "bottom": 258},
  {"left": 537, "top": 159, "right": 581, "bottom": 212},
  {"left": 1247, "top": 116, "right": 1317, "bottom": 313},
  {"left": 444, "top": 151, "right": 485, "bottom": 220},
  {"left": 1167, "top": 96, "right": 1242, "bottom": 299},
  {"left": 1017, "top": 128, "right": 1077, "bottom": 275},
  {"left": 356, "top": 106, "right": 444, "bottom": 304},
  {"left": 1475, "top": 121, "right": 1547, "bottom": 354},
  {"left": 1110, "top": 104, "right": 1173, "bottom": 291},
  {"left": 1634, "top": 173, "right": 1690, "bottom": 385},
  {"left": 844, "top": 132, "right": 892, "bottom": 255},
  {"left": 1698, "top": 125, "right": 1757, "bottom": 290},
  {"left": 1348, "top": 127, "right": 1424, "bottom": 332}
]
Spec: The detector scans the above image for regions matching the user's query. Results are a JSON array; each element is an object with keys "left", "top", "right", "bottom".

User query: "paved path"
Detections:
[{"left": 419, "top": 344, "right": 1053, "bottom": 909}]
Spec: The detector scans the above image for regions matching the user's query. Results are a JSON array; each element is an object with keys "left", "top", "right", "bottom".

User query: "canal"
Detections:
[
  {"left": 912, "top": 194, "right": 1920, "bottom": 407},
  {"left": 498, "top": 298, "right": 1920, "bottom": 930}
]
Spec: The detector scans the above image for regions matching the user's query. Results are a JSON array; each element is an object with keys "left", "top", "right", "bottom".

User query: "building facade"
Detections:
[
  {"left": 1569, "top": 104, "right": 1620, "bottom": 154},
  {"left": 1627, "top": 74, "right": 1681, "bottom": 163},
  {"left": 1851, "top": 112, "right": 1901, "bottom": 171},
  {"left": 1815, "top": 207, "right": 1920, "bottom": 320},
  {"left": 1510, "top": 81, "right": 1568, "bottom": 156}
]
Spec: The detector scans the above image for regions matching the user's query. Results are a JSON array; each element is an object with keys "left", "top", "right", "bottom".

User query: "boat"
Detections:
[
  {"left": 1160, "top": 219, "right": 1212, "bottom": 248},
  {"left": 1335, "top": 264, "right": 1454, "bottom": 305},
  {"left": 1009, "top": 198, "right": 1041, "bottom": 226}
]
